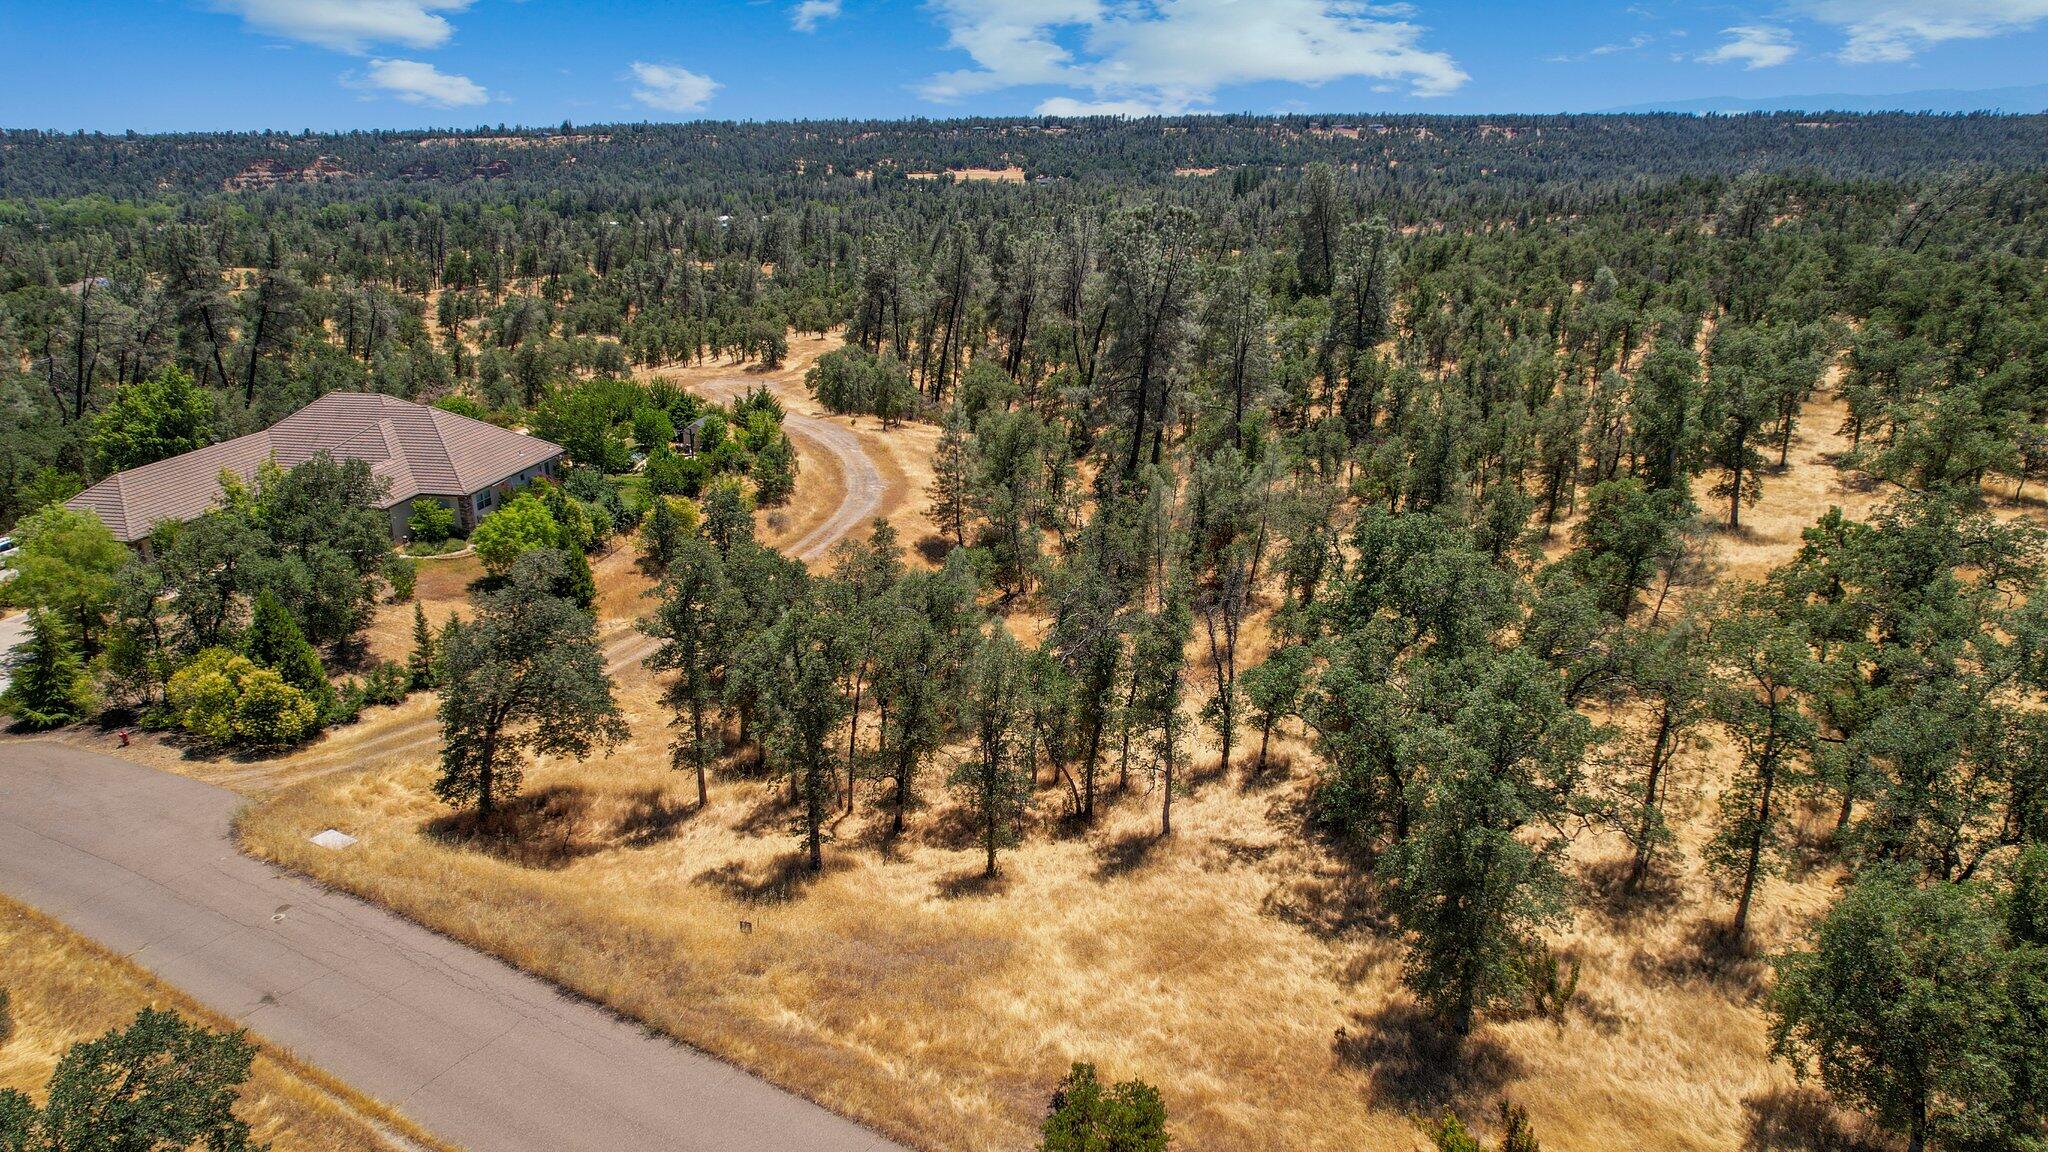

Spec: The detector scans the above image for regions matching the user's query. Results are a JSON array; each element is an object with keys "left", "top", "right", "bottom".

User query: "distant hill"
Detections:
[{"left": 1602, "top": 83, "right": 2048, "bottom": 116}]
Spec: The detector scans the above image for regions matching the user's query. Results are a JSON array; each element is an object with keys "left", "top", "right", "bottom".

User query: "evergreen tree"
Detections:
[
  {"left": 0, "top": 609, "right": 94, "bottom": 730},
  {"left": 9, "top": 1009, "right": 260, "bottom": 1152},
  {"left": 641, "top": 492, "right": 686, "bottom": 573},
  {"left": 1706, "top": 593, "right": 1816, "bottom": 941},
  {"left": 1380, "top": 647, "right": 1591, "bottom": 1038},
  {"left": 702, "top": 476, "right": 755, "bottom": 554},
  {"left": 929, "top": 405, "right": 975, "bottom": 550},
  {"left": 244, "top": 588, "right": 326, "bottom": 696},
  {"left": 1700, "top": 325, "right": 1774, "bottom": 530},
  {"left": 1240, "top": 643, "right": 1310, "bottom": 775},
  {"left": 750, "top": 592, "right": 849, "bottom": 871},
  {"left": 407, "top": 602, "right": 437, "bottom": 691},
  {"left": 1613, "top": 618, "right": 1710, "bottom": 891},
  {"left": 750, "top": 434, "right": 798, "bottom": 506},
  {"left": 1770, "top": 873, "right": 2031, "bottom": 1152}
]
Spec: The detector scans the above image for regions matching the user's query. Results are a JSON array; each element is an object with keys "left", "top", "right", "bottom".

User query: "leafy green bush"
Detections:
[
  {"left": 162, "top": 648, "right": 317, "bottom": 747},
  {"left": 1039, "top": 1063, "right": 1168, "bottom": 1152},
  {"left": 163, "top": 648, "right": 253, "bottom": 742},
  {"left": 471, "top": 492, "right": 561, "bottom": 575},
  {"left": 231, "top": 668, "right": 317, "bottom": 747},
  {"left": 408, "top": 498, "right": 459, "bottom": 544}
]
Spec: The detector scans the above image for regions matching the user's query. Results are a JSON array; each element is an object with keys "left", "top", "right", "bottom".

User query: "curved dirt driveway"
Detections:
[{"left": 687, "top": 375, "right": 885, "bottom": 563}]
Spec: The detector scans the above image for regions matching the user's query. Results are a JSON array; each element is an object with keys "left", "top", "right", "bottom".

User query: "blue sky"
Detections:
[{"left": 4, "top": 1, "right": 2047, "bottom": 130}]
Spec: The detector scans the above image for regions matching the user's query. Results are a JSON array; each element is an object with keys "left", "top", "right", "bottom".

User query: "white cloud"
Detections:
[
  {"left": 1796, "top": 0, "right": 2048, "bottom": 62},
  {"left": 1592, "top": 34, "right": 1653, "bottom": 55},
  {"left": 630, "top": 62, "right": 721, "bottom": 113},
  {"left": 211, "top": 0, "right": 473, "bottom": 53},
  {"left": 351, "top": 58, "right": 490, "bottom": 106},
  {"left": 1548, "top": 33, "right": 1652, "bottom": 62},
  {"left": 918, "top": 0, "right": 1468, "bottom": 116},
  {"left": 1038, "top": 95, "right": 1180, "bottom": 116},
  {"left": 1697, "top": 24, "right": 1798, "bottom": 68},
  {"left": 793, "top": 0, "right": 842, "bottom": 32}
]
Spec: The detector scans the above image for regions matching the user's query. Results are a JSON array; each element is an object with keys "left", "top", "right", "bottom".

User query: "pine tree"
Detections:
[
  {"left": 1, "top": 609, "right": 94, "bottom": 730},
  {"left": 929, "top": 405, "right": 975, "bottom": 549},
  {"left": 245, "top": 589, "right": 326, "bottom": 695},
  {"left": 407, "top": 602, "right": 438, "bottom": 690}
]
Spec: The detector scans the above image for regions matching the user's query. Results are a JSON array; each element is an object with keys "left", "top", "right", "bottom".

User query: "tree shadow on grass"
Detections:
[
  {"left": 1577, "top": 853, "right": 1689, "bottom": 930},
  {"left": 1742, "top": 1085, "right": 1891, "bottom": 1152},
  {"left": 423, "top": 783, "right": 697, "bottom": 868},
  {"left": 611, "top": 785, "right": 701, "bottom": 848},
  {"left": 1092, "top": 828, "right": 1167, "bottom": 880},
  {"left": 1337, "top": 997, "right": 1522, "bottom": 1117},
  {"left": 934, "top": 867, "right": 1012, "bottom": 900},
  {"left": 423, "top": 785, "right": 602, "bottom": 870},
  {"left": 1237, "top": 750, "right": 1300, "bottom": 794},
  {"left": 731, "top": 788, "right": 794, "bottom": 837},
  {"left": 1648, "top": 915, "right": 1772, "bottom": 998},
  {"left": 692, "top": 852, "right": 836, "bottom": 905}
]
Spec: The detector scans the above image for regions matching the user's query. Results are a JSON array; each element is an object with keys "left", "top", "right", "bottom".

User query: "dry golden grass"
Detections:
[
  {"left": 211, "top": 384, "right": 1949, "bottom": 1152},
  {"left": 906, "top": 167, "right": 1028, "bottom": 184},
  {"left": 0, "top": 896, "right": 452, "bottom": 1152}
]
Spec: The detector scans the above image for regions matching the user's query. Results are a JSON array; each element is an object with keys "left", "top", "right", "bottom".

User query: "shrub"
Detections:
[
  {"left": 433, "top": 395, "right": 491, "bottom": 421},
  {"left": 385, "top": 553, "right": 418, "bottom": 602},
  {"left": 646, "top": 448, "right": 709, "bottom": 498},
  {"left": 472, "top": 493, "right": 561, "bottom": 576},
  {"left": 408, "top": 498, "right": 459, "bottom": 544},
  {"left": 359, "top": 660, "right": 412, "bottom": 708},
  {"left": 1040, "top": 1063, "right": 1169, "bottom": 1152},
  {"left": 231, "top": 669, "right": 316, "bottom": 747},
  {"left": 163, "top": 648, "right": 318, "bottom": 747},
  {"left": 164, "top": 648, "right": 255, "bottom": 742}
]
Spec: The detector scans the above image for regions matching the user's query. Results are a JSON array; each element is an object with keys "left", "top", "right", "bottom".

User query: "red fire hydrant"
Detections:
[{"left": 117, "top": 728, "right": 131, "bottom": 748}]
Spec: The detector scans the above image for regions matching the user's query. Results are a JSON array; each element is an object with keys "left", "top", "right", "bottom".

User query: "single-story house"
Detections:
[
  {"left": 68, "top": 392, "right": 565, "bottom": 546},
  {"left": 677, "top": 414, "right": 717, "bottom": 456}
]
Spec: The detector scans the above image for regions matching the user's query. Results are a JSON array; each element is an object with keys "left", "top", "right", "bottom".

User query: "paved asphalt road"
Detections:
[
  {"left": 0, "top": 610, "right": 28, "bottom": 696},
  {"left": 0, "top": 742, "right": 904, "bottom": 1152}
]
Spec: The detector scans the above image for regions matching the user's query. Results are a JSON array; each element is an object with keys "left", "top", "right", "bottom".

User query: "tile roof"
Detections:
[{"left": 69, "top": 392, "right": 563, "bottom": 542}]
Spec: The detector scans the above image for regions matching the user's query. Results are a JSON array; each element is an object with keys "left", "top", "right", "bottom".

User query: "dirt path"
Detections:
[
  {"left": 688, "top": 374, "right": 887, "bottom": 563},
  {"left": 643, "top": 334, "right": 941, "bottom": 567}
]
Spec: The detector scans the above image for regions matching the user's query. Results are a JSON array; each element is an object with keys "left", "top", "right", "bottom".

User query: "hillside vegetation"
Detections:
[{"left": 5, "top": 115, "right": 2048, "bottom": 1152}]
